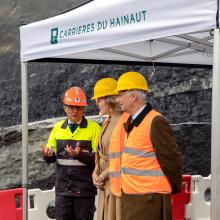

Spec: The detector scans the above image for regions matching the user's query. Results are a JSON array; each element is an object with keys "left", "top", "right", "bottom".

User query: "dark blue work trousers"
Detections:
[{"left": 55, "top": 194, "right": 96, "bottom": 220}]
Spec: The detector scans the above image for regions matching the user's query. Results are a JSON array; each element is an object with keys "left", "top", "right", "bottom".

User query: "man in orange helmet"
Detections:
[{"left": 41, "top": 86, "right": 101, "bottom": 220}]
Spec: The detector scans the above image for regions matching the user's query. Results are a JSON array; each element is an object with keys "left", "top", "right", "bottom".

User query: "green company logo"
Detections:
[{"left": 50, "top": 28, "right": 59, "bottom": 44}]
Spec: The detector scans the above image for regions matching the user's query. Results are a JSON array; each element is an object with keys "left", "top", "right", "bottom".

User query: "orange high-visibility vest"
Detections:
[
  {"left": 108, "top": 112, "right": 130, "bottom": 196},
  {"left": 121, "top": 110, "right": 172, "bottom": 194}
]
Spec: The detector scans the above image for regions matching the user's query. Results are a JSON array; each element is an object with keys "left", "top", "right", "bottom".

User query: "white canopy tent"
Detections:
[{"left": 20, "top": 0, "right": 220, "bottom": 219}]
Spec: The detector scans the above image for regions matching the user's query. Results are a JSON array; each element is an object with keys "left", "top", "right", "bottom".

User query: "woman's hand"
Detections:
[{"left": 92, "top": 169, "right": 104, "bottom": 189}]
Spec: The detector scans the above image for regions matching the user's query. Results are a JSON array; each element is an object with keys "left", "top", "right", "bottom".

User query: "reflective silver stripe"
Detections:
[
  {"left": 108, "top": 152, "right": 121, "bottom": 159},
  {"left": 123, "top": 146, "right": 156, "bottom": 158},
  {"left": 74, "top": 87, "right": 79, "bottom": 96},
  {"left": 109, "top": 171, "right": 121, "bottom": 177},
  {"left": 57, "top": 159, "right": 86, "bottom": 166},
  {"left": 121, "top": 167, "right": 164, "bottom": 177}
]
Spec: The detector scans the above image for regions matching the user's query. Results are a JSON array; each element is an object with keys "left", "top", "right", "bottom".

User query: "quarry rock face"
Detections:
[
  {"left": 0, "top": 0, "right": 212, "bottom": 189},
  {"left": 0, "top": 63, "right": 212, "bottom": 127},
  {"left": 0, "top": 118, "right": 211, "bottom": 190}
]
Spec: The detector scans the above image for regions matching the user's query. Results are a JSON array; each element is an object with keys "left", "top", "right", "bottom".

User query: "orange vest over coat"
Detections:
[
  {"left": 108, "top": 112, "right": 130, "bottom": 196},
  {"left": 121, "top": 110, "right": 172, "bottom": 194}
]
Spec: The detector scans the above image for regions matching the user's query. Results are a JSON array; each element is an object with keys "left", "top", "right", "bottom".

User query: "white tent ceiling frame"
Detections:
[
  {"left": 20, "top": 0, "right": 220, "bottom": 219},
  {"left": 102, "top": 31, "right": 214, "bottom": 62}
]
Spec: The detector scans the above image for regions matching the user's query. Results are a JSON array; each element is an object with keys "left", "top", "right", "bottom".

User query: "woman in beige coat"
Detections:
[{"left": 92, "top": 78, "right": 121, "bottom": 220}]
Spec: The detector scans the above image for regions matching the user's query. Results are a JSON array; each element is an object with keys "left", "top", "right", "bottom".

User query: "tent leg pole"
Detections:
[
  {"left": 21, "top": 61, "right": 28, "bottom": 220},
  {"left": 211, "top": 28, "right": 220, "bottom": 220}
]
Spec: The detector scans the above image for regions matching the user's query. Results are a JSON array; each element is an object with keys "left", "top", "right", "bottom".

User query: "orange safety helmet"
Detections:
[{"left": 63, "top": 86, "right": 87, "bottom": 106}]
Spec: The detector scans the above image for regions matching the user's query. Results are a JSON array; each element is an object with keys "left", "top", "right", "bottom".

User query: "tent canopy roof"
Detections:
[{"left": 20, "top": 0, "right": 219, "bottom": 66}]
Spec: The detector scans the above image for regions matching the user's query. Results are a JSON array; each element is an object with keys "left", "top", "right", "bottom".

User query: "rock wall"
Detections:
[
  {"left": 0, "top": 118, "right": 211, "bottom": 191},
  {"left": 0, "top": 0, "right": 212, "bottom": 127},
  {"left": 0, "top": 63, "right": 212, "bottom": 127},
  {"left": 0, "top": 0, "right": 91, "bottom": 127},
  {"left": 0, "top": 0, "right": 212, "bottom": 190}
]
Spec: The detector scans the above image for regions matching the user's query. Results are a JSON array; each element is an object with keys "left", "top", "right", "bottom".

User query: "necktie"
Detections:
[
  {"left": 124, "top": 117, "right": 134, "bottom": 134},
  {"left": 69, "top": 123, "right": 78, "bottom": 133}
]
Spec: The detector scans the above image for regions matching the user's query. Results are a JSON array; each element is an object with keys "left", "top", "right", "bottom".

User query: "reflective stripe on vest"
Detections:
[
  {"left": 109, "top": 152, "right": 121, "bottom": 177},
  {"left": 109, "top": 171, "right": 121, "bottom": 177},
  {"left": 57, "top": 158, "right": 86, "bottom": 166},
  {"left": 121, "top": 110, "right": 171, "bottom": 194},
  {"left": 123, "top": 146, "right": 156, "bottom": 158},
  {"left": 121, "top": 167, "right": 165, "bottom": 176},
  {"left": 108, "top": 152, "right": 121, "bottom": 159},
  {"left": 108, "top": 112, "right": 130, "bottom": 196}
]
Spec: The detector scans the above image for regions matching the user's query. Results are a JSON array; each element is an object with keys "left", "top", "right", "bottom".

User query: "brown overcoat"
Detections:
[{"left": 121, "top": 103, "right": 182, "bottom": 220}]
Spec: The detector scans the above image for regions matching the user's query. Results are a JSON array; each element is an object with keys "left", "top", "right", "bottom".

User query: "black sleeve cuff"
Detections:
[
  {"left": 77, "top": 150, "right": 95, "bottom": 165},
  {"left": 44, "top": 153, "right": 56, "bottom": 164}
]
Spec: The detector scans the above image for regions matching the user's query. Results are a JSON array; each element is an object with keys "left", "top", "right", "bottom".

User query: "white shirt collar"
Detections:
[
  {"left": 132, "top": 104, "right": 146, "bottom": 121},
  {"left": 68, "top": 118, "right": 82, "bottom": 125}
]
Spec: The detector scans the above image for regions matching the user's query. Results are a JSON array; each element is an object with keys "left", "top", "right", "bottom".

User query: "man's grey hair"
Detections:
[{"left": 126, "top": 90, "right": 147, "bottom": 103}]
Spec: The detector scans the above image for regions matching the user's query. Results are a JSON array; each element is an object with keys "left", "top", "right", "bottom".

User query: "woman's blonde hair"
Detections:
[{"left": 103, "top": 96, "right": 121, "bottom": 112}]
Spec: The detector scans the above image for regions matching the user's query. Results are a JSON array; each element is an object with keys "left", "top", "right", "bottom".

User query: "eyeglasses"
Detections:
[{"left": 65, "top": 105, "right": 84, "bottom": 111}]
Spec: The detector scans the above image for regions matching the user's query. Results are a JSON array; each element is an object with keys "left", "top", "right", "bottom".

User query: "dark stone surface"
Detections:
[
  {"left": 0, "top": 119, "right": 211, "bottom": 191},
  {"left": 0, "top": 62, "right": 212, "bottom": 127},
  {"left": 0, "top": 0, "right": 212, "bottom": 190},
  {"left": 173, "top": 123, "right": 211, "bottom": 176},
  {"left": 0, "top": 0, "right": 212, "bottom": 127}
]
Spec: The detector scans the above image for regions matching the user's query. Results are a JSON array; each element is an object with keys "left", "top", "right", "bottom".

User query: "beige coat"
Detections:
[{"left": 96, "top": 113, "right": 121, "bottom": 220}]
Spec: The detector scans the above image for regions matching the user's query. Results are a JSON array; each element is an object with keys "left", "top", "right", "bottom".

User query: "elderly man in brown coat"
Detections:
[{"left": 114, "top": 71, "right": 182, "bottom": 220}]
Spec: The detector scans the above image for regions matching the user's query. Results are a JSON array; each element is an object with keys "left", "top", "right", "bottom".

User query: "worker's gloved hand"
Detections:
[
  {"left": 92, "top": 170, "right": 104, "bottom": 189},
  {"left": 40, "top": 145, "right": 54, "bottom": 157},
  {"left": 65, "top": 142, "right": 80, "bottom": 158}
]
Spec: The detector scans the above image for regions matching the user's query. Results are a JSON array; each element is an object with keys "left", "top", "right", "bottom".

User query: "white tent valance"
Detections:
[{"left": 20, "top": 0, "right": 217, "bottom": 65}]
